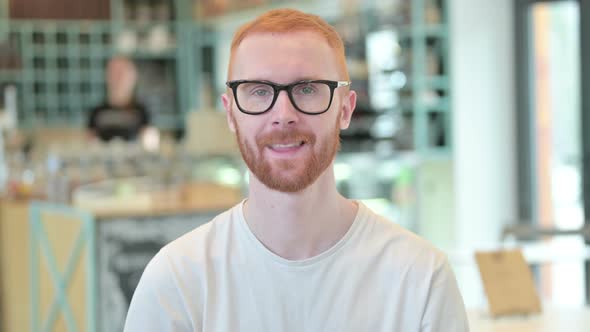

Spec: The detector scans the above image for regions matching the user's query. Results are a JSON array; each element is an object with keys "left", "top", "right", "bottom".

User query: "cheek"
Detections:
[
  {"left": 227, "top": 108, "right": 237, "bottom": 133},
  {"left": 234, "top": 118, "right": 258, "bottom": 145}
]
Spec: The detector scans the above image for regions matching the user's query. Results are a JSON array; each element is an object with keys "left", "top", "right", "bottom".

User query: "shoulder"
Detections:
[
  {"left": 132, "top": 101, "right": 149, "bottom": 113},
  {"left": 133, "top": 205, "right": 240, "bottom": 302},
  {"left": 126, "top": 243, "right": 196, "bottom": 330},
  {"left": 357, "top": 203, "right": 448, "bottom": 273},
  {"left": 161, "top": 205, "right": 240, "bottom": 268}
]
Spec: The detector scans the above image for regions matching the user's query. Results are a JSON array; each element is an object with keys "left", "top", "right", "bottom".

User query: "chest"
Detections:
[
  {"left": 94, "top": 108, "right": 143, "bottom": 128},
  {"left": 197, "top": 259, "right": 427, "bottom": 332}
]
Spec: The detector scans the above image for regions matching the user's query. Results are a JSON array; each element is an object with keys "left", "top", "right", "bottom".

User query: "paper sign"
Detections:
[{"left": 475, "top": 249, "right": 542, "bottom": 317}]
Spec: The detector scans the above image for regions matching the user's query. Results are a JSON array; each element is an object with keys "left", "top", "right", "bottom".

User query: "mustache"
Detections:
[{"left": 256, "top": 129, "right": 316, "bottom": 147}]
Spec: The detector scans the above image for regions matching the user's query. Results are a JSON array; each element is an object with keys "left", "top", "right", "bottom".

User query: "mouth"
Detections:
[
  {"left": 267, "top": 141, "right": 306, "bottom": 153},
  {"left": 269, "top": 141, "right": 306, "bottom": 150}
]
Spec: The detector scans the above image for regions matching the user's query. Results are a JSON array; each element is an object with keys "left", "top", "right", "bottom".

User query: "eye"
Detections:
[
  {"left": 294, "top": 84, "right": 317, "bottom": 95},
  {"left": 253, "top": 89, "right": 270, "bottom": 96},
  {"left": 249, "top": 85, "right": 273, "bottom": 97},
  {"left": 301, "top": 86, "right": 314, "bottom": 94}
]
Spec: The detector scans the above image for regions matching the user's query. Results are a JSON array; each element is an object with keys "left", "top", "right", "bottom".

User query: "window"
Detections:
[{"left": 516, "top": 0, "right": 590, "bottom": 305}]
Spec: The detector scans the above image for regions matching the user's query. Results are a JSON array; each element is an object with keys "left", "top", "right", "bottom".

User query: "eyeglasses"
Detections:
[{"left": 226, "top": 80, "right": 351, "bottom": 115}]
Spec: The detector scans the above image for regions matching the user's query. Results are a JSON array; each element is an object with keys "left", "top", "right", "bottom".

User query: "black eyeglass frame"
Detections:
[{"left": 226, "top": 79, "right": 351, "bottom": 115}]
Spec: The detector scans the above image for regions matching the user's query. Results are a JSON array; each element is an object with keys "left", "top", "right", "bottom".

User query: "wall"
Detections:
[{"left": 449, "top": 0, "right": 517, "bottom": 306}]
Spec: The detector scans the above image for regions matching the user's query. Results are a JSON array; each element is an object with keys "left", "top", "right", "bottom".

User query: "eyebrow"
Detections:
[{"left": 241, "top": 77, "right": 324, "bottom": 84}]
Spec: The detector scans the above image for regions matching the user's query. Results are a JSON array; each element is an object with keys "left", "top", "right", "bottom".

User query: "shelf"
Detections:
[
  {"left": 198, "top": 31, "right": 219, "bottom": 48},
  {"left": 29, "top": 46, "right": 113, "bottom": 57},
  {"left": 397, "top": 24, "right": 448, "bottom": 39},
  {"left": 393, "top": 96, "right": 449, "bottom": 112},
  {"left": 121, "top": 21, "right": 176, "bottom": 29},
  {"left": 0, "top": 70, "right": 22, "bottom": 80},
  {"left": 402, "top": 76, "right": 450, "bottom": 90},
  {"left": 8, "top": 20, "right": 112, "bottom": 34},
  {"left": 152, "top": 114, "right": 184, "bottom": 130},
  {"left": 2, "top": 0, "right": 451, "bottom": 147},
  {"left": 117, "top": 49, "right": 177, "bottom": 60},
  {"left": 416, "top": 147, "right": 453, "bottom": 159},
  {"left": 426, "top": 76, "right": 450, "bottom": 90},
  {"left": 198, "top": 0, "right": 340, "bottom": 28}
]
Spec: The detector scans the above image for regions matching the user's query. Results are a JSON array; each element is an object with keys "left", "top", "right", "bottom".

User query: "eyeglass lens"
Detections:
[{"left": 235, "top": 81, "right": 332, "bottom": 114}]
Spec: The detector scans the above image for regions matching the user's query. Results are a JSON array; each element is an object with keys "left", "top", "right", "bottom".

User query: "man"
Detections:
[
  {"left": 87, "top": 56, "right": 151, "bottom": 141},
  {"left": 124, "top": 8, "right": 469, "bottom": 332}
]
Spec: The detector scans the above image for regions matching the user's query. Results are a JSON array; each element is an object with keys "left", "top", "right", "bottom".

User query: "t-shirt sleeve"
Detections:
[
  {"left": 123, "top": 249, "right": 194, "bottom": 332},
  {"left": 420, "top": 258, "right": 470, "bottom": 332}
]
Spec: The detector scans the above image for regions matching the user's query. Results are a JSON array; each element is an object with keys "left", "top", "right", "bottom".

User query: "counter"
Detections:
[
  {"left": 468, "top": 306, "right": 590, "bottom": 332},
  {"left": 0, "top": 200, "right": 29, "bottom": 332},
  {"left": 0, "top": 181, "right": 243, "bottom": 332}
]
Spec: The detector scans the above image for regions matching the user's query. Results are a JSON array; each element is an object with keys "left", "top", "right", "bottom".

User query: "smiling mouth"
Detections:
[{"left": 268, "top": 141, "right": 306, "bottom": 151}]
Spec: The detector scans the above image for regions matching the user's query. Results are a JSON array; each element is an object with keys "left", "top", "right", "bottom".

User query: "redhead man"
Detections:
[{"left": 124, "top": 8, "right": 469, "bottom": 332}]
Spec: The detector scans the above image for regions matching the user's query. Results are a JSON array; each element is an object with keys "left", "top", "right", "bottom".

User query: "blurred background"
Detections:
[{"left": 0, "top": 0, "right": 589, "bottom": 331}]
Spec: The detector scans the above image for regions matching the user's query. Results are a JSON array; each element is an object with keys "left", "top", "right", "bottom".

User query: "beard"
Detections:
[{"left": 232, "top": 112, "right": 341, "bottom": 193}]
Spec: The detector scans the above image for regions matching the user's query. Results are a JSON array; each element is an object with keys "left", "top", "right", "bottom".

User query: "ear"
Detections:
[
  {"left": 339, "top": 90, "right": 357, "bottom": 130},
  {"left": 222, "top": 93, "right": 236, "bottom": 133}
]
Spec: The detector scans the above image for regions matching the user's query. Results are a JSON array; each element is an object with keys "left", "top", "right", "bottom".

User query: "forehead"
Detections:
[{"left": 231, "top": 31, "right": 340, "bottom": 83}]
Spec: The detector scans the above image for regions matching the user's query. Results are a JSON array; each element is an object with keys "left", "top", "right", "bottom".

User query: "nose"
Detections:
[{"left": 270, "top": 90, "right": 299, "bottom": 127}]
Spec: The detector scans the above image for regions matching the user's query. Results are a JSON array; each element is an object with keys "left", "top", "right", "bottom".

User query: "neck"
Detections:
[{"left": 243, "top": 165, "right": 358, "bottom": 260}]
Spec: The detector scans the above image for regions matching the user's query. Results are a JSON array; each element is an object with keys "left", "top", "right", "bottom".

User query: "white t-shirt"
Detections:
[{"left": 124, "top": 201, "right": 469, "bottom": 332}]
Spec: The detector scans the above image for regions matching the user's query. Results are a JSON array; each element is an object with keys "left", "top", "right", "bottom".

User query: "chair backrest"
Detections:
[{"left": 29, "top": 201, "right": 96, "bottom": 332}]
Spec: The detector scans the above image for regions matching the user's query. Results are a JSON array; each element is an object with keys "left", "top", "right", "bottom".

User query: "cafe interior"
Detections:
[{"left": 0, "top": 0, "right": 589, "bottom": 331}]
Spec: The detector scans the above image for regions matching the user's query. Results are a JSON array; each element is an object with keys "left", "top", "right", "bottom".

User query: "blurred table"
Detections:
[
  {"left": 468, "top": 306, "right": 590, "bottom": 332},
  {"left": 448, "top": 242, "right": 590, "bottom": 266}
]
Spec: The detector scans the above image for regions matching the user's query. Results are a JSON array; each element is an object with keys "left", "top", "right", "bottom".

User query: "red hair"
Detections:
[{"left": 227, "top": 8, "right": 349, "bottom": 81}]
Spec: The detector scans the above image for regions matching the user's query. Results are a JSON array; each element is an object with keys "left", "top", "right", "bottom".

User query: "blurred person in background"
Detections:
[
  {"left": 124, "top": 8, "right": 468, "bottom": 332},
  {"left": 87, "top": 56, "right": 151, "bottom": 142}
]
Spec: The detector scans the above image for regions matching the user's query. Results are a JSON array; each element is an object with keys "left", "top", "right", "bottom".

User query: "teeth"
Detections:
[
  {"left": 271, "top": 142, "right": 304, "bottom": 149},
  {"left": 272, "top": 143, "right": 300, "bottom": 148}
]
